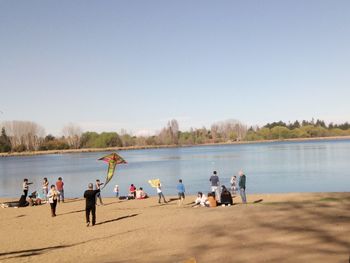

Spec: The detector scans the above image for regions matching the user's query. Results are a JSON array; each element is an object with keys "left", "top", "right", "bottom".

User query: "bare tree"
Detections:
[
  {"left": 2, "top": 120, "right": 45, "bottom": 150},
  {"left": 168, "top": 119, "right": 179, "bottom": 144},
  {"left": 211, "top": 119, "right": 247, "bottom": 141},
  {"left": 62, "top": 123, "right": 82, "bottom": 149}
]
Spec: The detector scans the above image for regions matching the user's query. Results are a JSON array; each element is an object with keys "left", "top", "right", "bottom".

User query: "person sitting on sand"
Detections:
[
  {"left": 84, "top": 183, "right": 100, "bottom": 227},
  {"left": 47, "top": 185, "right": 60, "bottom": 217},
  {"left": 220, "top": 185, "right": 233, "bottom": 206},
  {"left": 35, "top": 190, "right": 44, "bottom": 205},
  {"left": 136, "top": 187, "right": 148, "bottom": 199},
  {"left": 157, "top": 183, "right": 167, "bottom": 204},
  {"left": 18, "top": 194, "right": 29, "bottom": 207},
  {"left": 22, "top": 178, "right": 33, "bottom": 198},
  {"left": 194, "top": 192, "right": 208, "bottom": 207},
  {"left": 206, "top": 192, "right": 217, "bottom": 207}
]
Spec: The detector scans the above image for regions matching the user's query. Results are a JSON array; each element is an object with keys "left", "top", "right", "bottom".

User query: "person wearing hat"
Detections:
[
  {"left": 84, "top": 183, "right": 100, "bottom": 227},
  {"left": 238, "top": 170, "right": 247, "bottom": 204}
]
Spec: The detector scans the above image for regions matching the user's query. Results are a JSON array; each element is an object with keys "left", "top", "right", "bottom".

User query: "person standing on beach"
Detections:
[
  {"left": 209, "top": 171, "right": 220, "bottom": 202},
  {"left": 157, "top": 183, "right": 167, "bottom": 204},
  {"left": 176, "top": 179, "right": 185, "bottom": 206},
  {"left": 22, "top": 178, "right": 33, "bottom": 198},
  {"left": 56, "top": 177, "right": 64, "bottom": 203},
  {"left": 239, "top": 170, "right": 247, "bottom": 204},
  {"left": 129, "top": 184, "right": 136, "bottom": 199},
  {"left": 95, "top": 179, "right": 104, "bottom": 205},
  {"left": 47, "top": 185, "right": 60, "bottom": 217},
  {"left": 42, "top": 178, "right": 49, "bottom": 201},
  {"left": 230, "top": 175, "right": 238, "bottom": 195},
  {"left": 84, "top": 183, "right": 100, "bottom": 227},
  {"left": 114, "top": 184, "right": 119, "bottom": 198}
]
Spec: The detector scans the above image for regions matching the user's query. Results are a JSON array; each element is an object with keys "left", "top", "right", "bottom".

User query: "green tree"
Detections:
[
  {"left": 270, "top": 126, "right": 291, "bottom": 139},
  {"left": 0, "top": 127, "right": 12, "bottom": 152}
]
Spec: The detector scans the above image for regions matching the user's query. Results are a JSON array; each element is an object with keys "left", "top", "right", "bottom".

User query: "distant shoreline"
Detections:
[{"left": 1, "top": 135, "right": 350, "bottom": 158}]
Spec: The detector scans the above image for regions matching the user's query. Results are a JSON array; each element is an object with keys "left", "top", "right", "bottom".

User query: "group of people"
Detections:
[
  {"left": 209, "top": 170, "right": 247, "bottom": 205},
  {"left": 19, "top": 169, "right": 247, "bottom": 226},
  {"left": 194, "top": 170, "right": 247, "bottom": 207},
  {"left": 21, "top": 177, "right": 65, "bottom": 216},
  {"left": 126, "top": 184, "right": 149, "bottom": 200}
]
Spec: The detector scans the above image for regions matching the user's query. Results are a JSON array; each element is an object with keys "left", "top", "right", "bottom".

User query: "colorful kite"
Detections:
[
  {"left": 148, "top": 178, "right": 161, "bottom": 188},
  {"left": 98, "top": 152, "right": 127, "bottom": 189}
]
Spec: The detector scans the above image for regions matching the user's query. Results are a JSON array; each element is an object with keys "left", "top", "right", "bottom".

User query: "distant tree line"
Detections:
[
  {"left": 245, "top": 119, "right": 350, "bottom": 141},
  {"left": 0, "top": 119, "right": 350, "bottom": 153}
]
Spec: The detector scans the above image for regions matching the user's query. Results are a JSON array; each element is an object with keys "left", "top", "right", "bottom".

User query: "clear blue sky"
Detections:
[{"left": 1, "top": 0, "right": 349, "bottom": 135}]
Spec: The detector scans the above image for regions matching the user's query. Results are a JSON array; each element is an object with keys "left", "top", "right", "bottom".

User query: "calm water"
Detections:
[{"left": 0, "top": 140, "right": 349, "bottom": 198}]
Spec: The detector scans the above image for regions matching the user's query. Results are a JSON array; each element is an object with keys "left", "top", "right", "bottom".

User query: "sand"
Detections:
[{"left": 0, "top": 192, "right": 349, "bottom": 263}]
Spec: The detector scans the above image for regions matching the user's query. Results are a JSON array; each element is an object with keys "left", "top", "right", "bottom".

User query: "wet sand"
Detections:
[{"left": 0, "top": 192, "right": 349, "bottom": 262}]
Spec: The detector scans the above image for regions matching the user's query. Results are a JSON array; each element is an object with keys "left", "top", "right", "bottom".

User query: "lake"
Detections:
[{"left": 0, "top": 140, "right": 349, "bottom": 198}]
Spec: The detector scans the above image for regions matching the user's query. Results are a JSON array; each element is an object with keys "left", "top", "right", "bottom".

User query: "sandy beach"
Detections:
[{"left": 0, "top": 192, "right": 349, "bottom": 263}]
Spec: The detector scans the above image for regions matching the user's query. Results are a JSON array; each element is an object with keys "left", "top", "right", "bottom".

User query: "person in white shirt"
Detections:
[
  {"left": 136, "top": 187, "right": 148, "bottom": 199},
  {"left": 230, "top": 175, "right": 238, "bottom": 195},
  {"left": 22, "top": 178, "right": 33, "bottom": 198},
  {"left": 47, "top": 185, "right": 60, "bottom": 217},
  {"left": 194, "top": 192, "right": 208, "bottom": 207},
  {"left": 113, "top": 185, "right": 119, "bottom": 198},
  {"left": 156, "top": 183, "right": 167, "bottom": 204}
]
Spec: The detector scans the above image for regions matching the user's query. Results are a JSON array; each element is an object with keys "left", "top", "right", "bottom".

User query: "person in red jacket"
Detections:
[{"left": 56, "top": 177, "right": 64, "bottom": 203}]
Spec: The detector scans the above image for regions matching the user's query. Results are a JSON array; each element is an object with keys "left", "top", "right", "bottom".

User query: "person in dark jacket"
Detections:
[
  {"left": 220, "top": 185, "right": 233, "bottom": 206},
  {"left": 84, "top": 183, "right": 100, "bottom": 227},
  {"left": 239, "top": 170, "right": 247, "bottom": 204}
]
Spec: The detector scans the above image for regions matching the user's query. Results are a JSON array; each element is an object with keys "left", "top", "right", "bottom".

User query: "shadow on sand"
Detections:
[
  {"left": 95, "top": 213, "right": 139, "bottom": 226},
  {"left": 179, "top": 196, "right": 350, "bottom": 262},
  {"left": 0, "top": 214, "right": 141, "bottom": 260}
]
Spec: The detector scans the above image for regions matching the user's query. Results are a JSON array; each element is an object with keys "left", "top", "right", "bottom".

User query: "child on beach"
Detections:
[
  {"left": 230, "top": 175, "right": 238, "bottom": 195},
  {"left": 95, "top": 179, "right": 104, "bottom": 205},
  {"left": 157, "top": 183, "right": 167, "bottom": 204},
  {"left": 114, "top": 184, "right": 119, "bottom": 198},
  {"left": 176, "top": 179, "right": 185, "bottom": 206},
  {"left": 56, "top": 177, "right": 64, "bottom": 203},
  {"left": 22, "top": 178, "right": 33, "bottom": 198},
  {"left": 207, "top": 192, "right": 217, "bottom": 207},
  {"left": 47, "top": 185, "right": 60, "bottom": 217}
]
